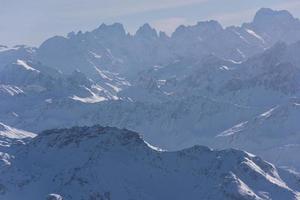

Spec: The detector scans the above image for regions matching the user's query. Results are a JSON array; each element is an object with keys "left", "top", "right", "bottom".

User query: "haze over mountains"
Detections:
[{"left": 1, "top": 7, "right": 300, "bottom": 199}]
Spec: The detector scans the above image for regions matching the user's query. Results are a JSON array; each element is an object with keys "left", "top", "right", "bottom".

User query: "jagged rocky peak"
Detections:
[
  {"left": 135, "top": 23, "right": 158, "bottom": 40},
  {"left": 93, "top": 22, "right": 127, "bottom": 38},
  {"left": 253, "top": 8, "right": 295, "bottom": 24},
  {"left": 172, "top": 20, "right": 223, "bottom": 38},
  {"left": 67, "top": 23, "right": 127, "bottom": 41},
  {"left": 195, "top": 20, "right": 223, "bottom": 32},
  {"left": 244, "top": 7, "right": 300, "bottom": 33},
  {"left": 34, "top": 125, "right": 146, "bottom": 149}
]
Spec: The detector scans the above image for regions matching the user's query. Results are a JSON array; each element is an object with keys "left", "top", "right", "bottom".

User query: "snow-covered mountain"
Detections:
[
  {"left": 243, "top": 8, "right": 300, "bottom": 45},
  {"left": 1, "top": 7, "right": 300, "bottom": 173},
  {"left": 215, "top": 98, "right": 300, "bottom": 170},
  {"left": 0, "top": 125, "right": 299, "bottom": 200},
  {"left": 32, "top": 8, "right": 300, "bottom": 79}
]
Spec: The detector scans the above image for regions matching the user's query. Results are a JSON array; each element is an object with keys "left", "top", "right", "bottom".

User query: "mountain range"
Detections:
[{"left": 1, "top": 7, "right": 300, "bottom": 194}]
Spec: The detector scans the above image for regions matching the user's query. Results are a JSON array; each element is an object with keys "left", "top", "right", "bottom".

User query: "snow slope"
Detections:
[{"left": 0, "top": 125, "right": 299, "bottom": 200}]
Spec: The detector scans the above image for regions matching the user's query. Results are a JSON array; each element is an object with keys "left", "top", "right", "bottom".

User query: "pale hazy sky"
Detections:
[{"left": 1, "top": 0, "right": 300, "bottom": 46}]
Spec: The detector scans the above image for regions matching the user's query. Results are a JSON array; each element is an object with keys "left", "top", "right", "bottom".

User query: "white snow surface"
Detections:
[
  {"left": 0, "top": 122, "right": 36, "bottom": 139},
  {"left": 0, "top": 85, "right": 24, "bottom": 96},
  {"left": 246, "top": 29, "right": 266, "bottom": 44},
  {"left": 16, "top": 59, "right": 40, "bottom": 73}
]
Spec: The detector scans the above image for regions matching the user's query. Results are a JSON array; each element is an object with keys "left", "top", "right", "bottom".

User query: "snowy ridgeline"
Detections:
[{"left": 0, "top": 125, "right": 299, "bottom": 200}]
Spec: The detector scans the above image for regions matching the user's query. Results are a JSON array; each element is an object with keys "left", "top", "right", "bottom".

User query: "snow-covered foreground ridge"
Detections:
[{"left": 0, "top": 125, "right": 299, "bottom": 200}]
